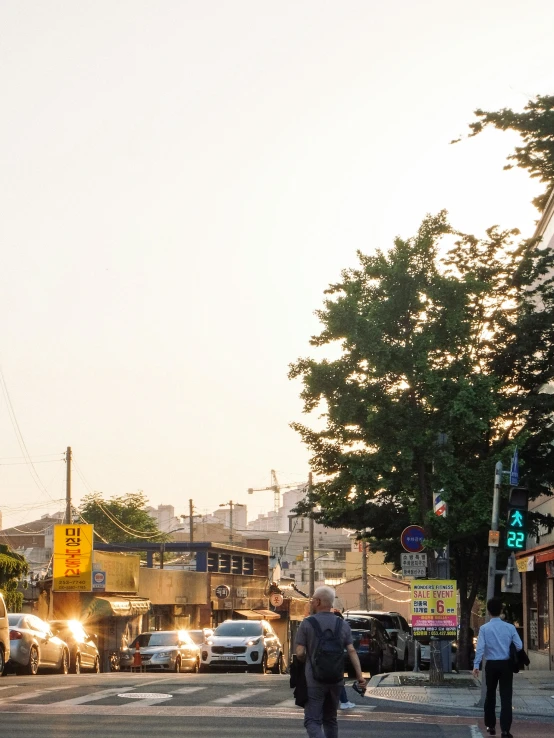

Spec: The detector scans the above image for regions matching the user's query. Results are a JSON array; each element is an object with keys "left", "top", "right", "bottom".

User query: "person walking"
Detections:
[
  {"left": 295, "top": 585, "right": 366, "bottom": 737},
  {"left": 472, "top": 597, "right": 523, "bottom": 738}
]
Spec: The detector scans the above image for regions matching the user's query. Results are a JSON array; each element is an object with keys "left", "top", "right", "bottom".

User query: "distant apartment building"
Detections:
[{"left": 146, "top": 504, "right": 181, "bottom": 533}]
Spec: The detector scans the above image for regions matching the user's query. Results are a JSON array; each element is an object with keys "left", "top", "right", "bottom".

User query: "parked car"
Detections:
[
  {"left": 362, "top": 611, "right": 414, "bottom": 669},
  {"left": 0, "top": 593, "right": 9, "bottom": 676},
  {"left": 119, "top": 630, "right": 200, "bottom": 672},
  {"left": 187, "top": 628, "right": 214, "bottom": 646},
  {"left": 49, "top": 620, "right": 100, "bottom": 674},
  {"left": 343, "top": 613, "right": 397, "bottom": 675},
  {"left": 201, "top": 619, "right": 283, "bottom": 673},
  {"left": 7, "top": 614, "right": 69, "bottom": 675}
]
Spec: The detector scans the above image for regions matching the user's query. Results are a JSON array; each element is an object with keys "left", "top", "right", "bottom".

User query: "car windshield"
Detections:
[
  {"left": 134, "top": 632, "right": 179, "bottom": 647},
  {"left": 214, "top": 622, "right": 263, "bottom": 637},
  {"left": 345, "top": 617, "right": 373, "bottom": 631},
  {"left": 187, "top": 630, "right": 205, "bottom": 645},
  {"left": 8, "top": 614, "right": 23, "bottom": 627},
  {"left": 369, "top": 614, "right": 396, "bottom": 630}
]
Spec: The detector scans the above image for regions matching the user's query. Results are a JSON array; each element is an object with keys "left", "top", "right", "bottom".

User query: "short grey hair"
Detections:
[{"left": 313, "top": 585, "right": 336, "bottom": 606}]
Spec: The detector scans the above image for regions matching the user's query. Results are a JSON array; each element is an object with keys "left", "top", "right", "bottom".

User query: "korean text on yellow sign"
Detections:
[
  {"left": 53, "top": 524, "right": 94, "bottom": 592},
  {"left": 411, "top": 579, "right": 457, "bottom": 628}
]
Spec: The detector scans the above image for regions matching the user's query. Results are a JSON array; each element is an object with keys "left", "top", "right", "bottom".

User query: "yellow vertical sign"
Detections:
[{"left": 53, "top": 524, "right": 94, "bottom": 592}]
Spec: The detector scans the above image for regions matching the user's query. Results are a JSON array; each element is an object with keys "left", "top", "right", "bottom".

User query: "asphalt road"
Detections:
[{"left": 0, "top": 671, "right": 506, "bottom": 738}]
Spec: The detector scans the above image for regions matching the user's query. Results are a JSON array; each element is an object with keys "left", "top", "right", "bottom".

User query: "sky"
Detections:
[{"left": 1, "top": 1, "right": 553, "bottom": 529}]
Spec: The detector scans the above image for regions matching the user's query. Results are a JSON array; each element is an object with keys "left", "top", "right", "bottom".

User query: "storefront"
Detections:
[{"left": 517, "top": 543, "right": 554, "bottom": 670}]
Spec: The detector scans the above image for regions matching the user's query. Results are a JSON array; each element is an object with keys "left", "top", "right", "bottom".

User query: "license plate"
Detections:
[{"left": 219, "top": 655, "right": 238, "bottom": 661}]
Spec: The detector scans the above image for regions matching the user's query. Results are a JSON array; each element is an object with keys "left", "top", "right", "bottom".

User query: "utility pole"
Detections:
[
  {"left": 219, "top": 501, "right": 244, "bottom": 544},
  {"left": 65, "top": 446, "right": 72, "bottom": 525},
  {"left": 361, "top": 540, "right": 369, "bottom": 609},
  {"left": 189, "top": 499, "right": 194, "bottom": 542},
  {"left": 308, "top": 472, "right": 315, "bottom": 597}
]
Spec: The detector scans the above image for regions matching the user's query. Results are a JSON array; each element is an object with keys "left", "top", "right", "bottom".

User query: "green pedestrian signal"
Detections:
[{"left": 505, "top": 487, "right": 528, "bottom": 551}]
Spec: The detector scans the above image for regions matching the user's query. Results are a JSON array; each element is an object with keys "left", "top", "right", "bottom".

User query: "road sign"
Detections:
[
  {"left": 215, "top": 584, "right": 231, "bottom": 599},
  {"left": 510, "top": 447, "right": 519, "bottom": 486},
  {"left": 270, "top": 593, "right": 284, "bottom": 607},
  {"left": 92, "top": 570, "right": 106, "bottom": 591},
  {"left": 401, "top": 526, "right": 425, "bottom": 553},
  {"left": 411, "top": 579, "right": 457, "bottom": 639},
  {"left": 402, "top": 566, "right": 427, "bottom": 577},
  {"left": 401, "top": 553, "right": 427, "bottom": 566}
]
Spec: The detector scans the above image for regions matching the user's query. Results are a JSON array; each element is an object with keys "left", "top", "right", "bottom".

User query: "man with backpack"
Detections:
[{"left": 295, "top": 585, "right": 367, "bottom": 737}]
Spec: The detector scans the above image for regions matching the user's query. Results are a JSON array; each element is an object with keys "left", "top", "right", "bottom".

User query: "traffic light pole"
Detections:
[
  {"left": 475, "top": 460, "right": 503, "bottom": 708},
  {"left": 486, "top": 461, "right": 504, "bottom": 604}
]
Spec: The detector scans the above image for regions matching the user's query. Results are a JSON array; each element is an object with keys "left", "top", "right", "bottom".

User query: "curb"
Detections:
[{"left": 363, "top": 688, "right": 554, "bottom": 720}]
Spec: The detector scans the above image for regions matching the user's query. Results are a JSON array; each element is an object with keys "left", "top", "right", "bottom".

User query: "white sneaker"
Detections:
[{"left": 339, "top": 701, "right": 356, "bottom": 709}]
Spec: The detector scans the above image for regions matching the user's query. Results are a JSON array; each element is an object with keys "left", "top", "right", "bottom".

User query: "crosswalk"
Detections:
[
  {"left": 0, "top": 674, "right": 485, "bottom": 736},
  {"left": 0, "top": 675, "right": 376, "bottom": 720}
]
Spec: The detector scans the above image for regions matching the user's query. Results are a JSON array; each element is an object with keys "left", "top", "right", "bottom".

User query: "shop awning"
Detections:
[
  {"left": 90, "top": 596, "right": 151, "bottom": 617},
  {"left": 253, "top": 609, "right": 280, "bottom": 620},
  {"left": 234, "top": 609, "right": 280, "bottom": 621}
]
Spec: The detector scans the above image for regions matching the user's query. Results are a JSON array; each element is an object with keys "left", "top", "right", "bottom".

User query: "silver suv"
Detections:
[
  {"left": 345, "top": 610, "right": 413, "bottom": 669},
  {"left": 0, "top": 593, "right": 9, "bottom": 675}
]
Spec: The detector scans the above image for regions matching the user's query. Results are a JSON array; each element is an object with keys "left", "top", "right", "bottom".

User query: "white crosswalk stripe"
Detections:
[
  {"left": 212, "top": 687, "right": 271, "bottom": 704},
  {"left": 52, "top": 687, "right": 134, "bottom": 706}
]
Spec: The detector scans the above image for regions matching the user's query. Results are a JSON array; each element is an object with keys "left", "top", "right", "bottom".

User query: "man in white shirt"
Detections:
[{"left": 472, "top": 598, "right": 522, "bottom": 738}]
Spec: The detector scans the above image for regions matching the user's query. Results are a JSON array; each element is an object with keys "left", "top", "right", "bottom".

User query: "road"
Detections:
[{"left": 0, "top": 671, "right": 543, "bottom": 737}]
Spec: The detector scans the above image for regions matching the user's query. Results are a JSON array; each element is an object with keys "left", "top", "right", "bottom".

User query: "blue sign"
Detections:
[
  {"left": 401, "top": 525, "right": 425, "bottom": 553},
  {"left": 92, "top": 570, "right": 106, "bottom": 591},
  {"left": 510, "top": 447, "right": 519, "bottom": 486}
]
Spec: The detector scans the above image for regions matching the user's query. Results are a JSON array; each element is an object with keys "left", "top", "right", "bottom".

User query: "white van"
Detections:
[{"left": 0, "top": 592, "right": 9, "bottom": 675}]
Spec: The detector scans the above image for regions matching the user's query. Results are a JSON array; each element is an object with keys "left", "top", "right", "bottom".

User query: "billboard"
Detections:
[
  {"left": 93, "top": 551, "right": 140, "bottom": 593},
  {"left": 53, "top": 524, "right": 94, "bottom": 592},
  {"left": 411, "top": 579, "right": 457, "bottom": 639}
]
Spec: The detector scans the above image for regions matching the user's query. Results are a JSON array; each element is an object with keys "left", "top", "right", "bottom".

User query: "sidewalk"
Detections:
[{"left": 364, "top": 670, "right": 554, "bottom": 719}]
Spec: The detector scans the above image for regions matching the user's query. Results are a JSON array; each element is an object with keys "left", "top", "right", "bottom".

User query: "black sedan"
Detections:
[{"left": 344, "top": 614, "right": 397, "bottom": 675}]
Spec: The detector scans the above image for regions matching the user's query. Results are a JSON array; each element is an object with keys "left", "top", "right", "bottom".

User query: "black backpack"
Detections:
[{"left": 307, "top": 616, "right": 344, "bottom": 684}]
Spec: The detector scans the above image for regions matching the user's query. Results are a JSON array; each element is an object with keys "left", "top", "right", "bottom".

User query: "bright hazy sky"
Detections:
[{"left": 1, "top": 1, "right": 553, "bottom": 529}]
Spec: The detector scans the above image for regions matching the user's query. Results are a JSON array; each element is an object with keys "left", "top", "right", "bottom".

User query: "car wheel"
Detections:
[
  {"left": 256, "top": 652, "right": 268, "bottom": 674},
  {"left": 401, "top": 650, "right": 409, "bottom": 671},
  {"left": 94, "top": 656, "right": 100, "bottom": 673},
  {"left": 392, "top": 655, "right": 398, "bottom": 672},
  {"left": 191, "top": 657, "right": 200, "bottom": 674},
  {"left": 270, "top": 652, "right": 282, "bottom": 674},
  {"left": 199, "top": 663, "right": 209, "bottom": 673},
  {"left": 59, "top": 649, "right": 69, "bottom": 675},
  {"left": 72, "top": 655, "right": 81, "bottom": 675},
  {"left": 27, "top": 646, "right": 39, "bottom": 676},
  {"left": 0, "top": 646, "right": 5, "bottom": 677},
  {"left": 174, "top": 657, "right": 181, "bottom": 673}
]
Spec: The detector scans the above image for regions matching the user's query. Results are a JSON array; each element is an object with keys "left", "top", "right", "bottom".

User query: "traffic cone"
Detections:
[{"left": 132, "top": 643, "right": 142, "bottom": 670}]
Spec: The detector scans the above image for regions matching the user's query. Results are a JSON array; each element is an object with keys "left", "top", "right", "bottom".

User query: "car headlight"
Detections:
[
  {"left": 206, "top": 639, "right": 213, "bottom": 645},
  {"left": 155, "top": 651, "right": 171, "bottom": 658},
  {"left": 247, "top": 637, "right": 261, "bottom": 646}
]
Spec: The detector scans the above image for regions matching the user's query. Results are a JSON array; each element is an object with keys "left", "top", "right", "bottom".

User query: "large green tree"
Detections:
[
  {"left": 0, "top": 544, "right": 28, "bottom": 612},
  {"left": 290, "top": 212, "right": 554, "bottom": 668},
  {"left": 79, "top": 491, "right": 167, "bottom": 544},
  {"left": 456, "top": 94, "right": 554, "bottom": 211}
]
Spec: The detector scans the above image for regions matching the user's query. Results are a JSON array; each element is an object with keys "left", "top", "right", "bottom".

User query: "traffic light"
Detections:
[{"left": 505, "top": 487, "right": 528, "bottom": 551}]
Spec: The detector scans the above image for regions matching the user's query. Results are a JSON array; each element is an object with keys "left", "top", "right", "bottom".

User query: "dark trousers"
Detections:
[
  {"left": 484, "top": 659, "right": 513, "bottom": 732},
  {"left": 303, "top": 681, "right": 342, "bottom": 738}
]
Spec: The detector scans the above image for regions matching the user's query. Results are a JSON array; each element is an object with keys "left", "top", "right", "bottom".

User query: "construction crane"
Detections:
[{"left": 247, "top": 469, "right": 302, "bottom": 514}]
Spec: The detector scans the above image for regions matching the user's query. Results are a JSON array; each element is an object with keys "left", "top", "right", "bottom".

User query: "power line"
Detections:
[{"left": 0, "top": 364, "right": 60, "bottom": 502}]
